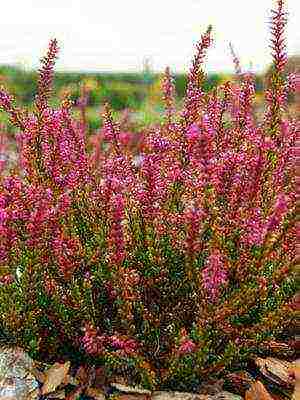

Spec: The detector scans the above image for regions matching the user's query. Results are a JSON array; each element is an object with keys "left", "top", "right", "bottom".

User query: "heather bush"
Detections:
[{"left": 0, "top": 0, "right": 297, "bottom": 391}]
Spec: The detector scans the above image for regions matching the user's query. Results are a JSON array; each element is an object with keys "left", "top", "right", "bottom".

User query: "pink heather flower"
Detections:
[
  {"left": 178, "top": 339, "right": 196, "bottom": 355},
  {"left": 186, "top": 123, "right": 201, "bottom": 141},
  {"left": 0, "top": 3, "right": 296, "bottom": 373},
  {"left": 291, "top": 73, "right": 300, "bottom": 93},
  {"left": 167, "top": 164, "right": 182, "bottom": 183},
  {"left": 0, "top": 208, "right": 8, "bottom": 224},
  {"left": 110, "top": 336, "right": 124, "bottom": 349},
  {"left": 264, "top": 1, "right": 289, "bottom": 133},
  {"left": 282, "top": 73, "right": 299, "bottom": 101},
  {"left": 0, "top": 274, "right": 14, "bottom": 285},
  {"left": 84, "top": 271, "right": 91, "bottom": 280},
  {"left": 0, "top": 89, "right": 14, "bottom": 111},
  {"left": 274, "top": 193, "right": 289, "bottom": 214},
  {"left": 102, "top": 103, "right": 122, "bottom": 154},
  {"left": 108, "top": 193, "right": 126, "bottom": 265},
  {"left": 56, "top": 192, "right": 72, "bottom": 214},
  {"left": 137, "top": 154, "right": 167, "bottom": 219},
  {"left": 269, "top": 0, "right": 288, "bottom": 74},
  {"left": 0, "top": 194, "right": 6, "bottom": 208},
  {"left": 103, "top": 155, "right": 135, "bottom": 192},
  {"left": 123, "top": 339, "right": 138, "bottom": 354},
  {"left": 36, "top": 39, "right": 59, "bottom": 110},
  {"left": 243, "top": 208, "right": 265, "bottom": 247},
  {"left": 109, "top": 335, "right": 138, "bottom": 355},
  {"left": 82, "top": 324, "right": 106, "bottom": 355},
  {"left": 51, "top": 235, "right": 81, "bottom": 277},
  {"left": 177, "top": 328, "right": 196, "bottom": 355},
  {"left": 64, "top": 170, "right": 80, "bottom": 190},
  {"left": 148, "top": 133, "right": 172, "bottom": 152},
  {"left": 185, "top": 206, "right": 205, "bottom": 256},
  {"left": 2, "top": 176, "right": 23, "bottom": 192},
  {"left": 202, "top": 249, "right": 228, "bottom": 302},
  {"left": 118, "top": 131, "right": 131, "bottom": 146},
  {"left": 265, "top": 193, "right": 288, "bottom": 233},
  {"left": 182, "top": 25, "right": 212, "bottom": 123}
]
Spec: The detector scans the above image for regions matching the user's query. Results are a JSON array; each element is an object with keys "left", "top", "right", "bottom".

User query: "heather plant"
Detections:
[{"left": 0, "top": 0, "right": 298, "bottom": 391}]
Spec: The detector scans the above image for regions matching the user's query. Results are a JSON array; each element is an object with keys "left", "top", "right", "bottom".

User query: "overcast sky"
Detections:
[{"left": 0, "top": 0, "right": 299, "bottom": 73}]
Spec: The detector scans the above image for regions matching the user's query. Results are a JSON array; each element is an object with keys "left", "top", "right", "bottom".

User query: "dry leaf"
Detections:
[
  {"left": 255, "top": 357, "right": 292, "bottom": 386},
  {"left": 245, "top": 381, "right": 274, "bottom": 400},
  {"left": 85, "top": 387, "right": 106, "bottom": 400},
  {"left": 41, "top": 361, "right": 70, "bottom": 395},
  {"left": 289, "top": 359, "right": 300, "bottom": 400}
]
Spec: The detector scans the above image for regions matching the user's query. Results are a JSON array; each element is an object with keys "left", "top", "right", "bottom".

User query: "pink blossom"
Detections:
[
  {"left": 178, "top": 339, "right": 196, "bottom": 354},
  {"left": 186, "top": 123, "right": 200, "bottom": 141},
  {"left": 202, "top": 249, "right": 228, "bottom": 302},
  {"left": 0, "top": 274, "right": 14, "bottom": 285},
  {"left": 265, "top": 193, "right": 288, "bottom": 233},
  {"left": 242, "top": 208, "right": 265, "bottom": 246},
  {"left": 185, "top": 206, "right": 205, "bottom": 256},
  {"left": 0, "top": 208, "right": 8, "bottom": 224},
  {"left": 109, "top": 335, "right": 138, "bottom": 355},
  {"left": 119, "top": 131, "right": 131, "bottom": 146},
  {"left": 82, "top": 324, "right": 106, "bottom": 355},
  {"left": 108, "top": 193, "right": 126, "bottom": 265}
]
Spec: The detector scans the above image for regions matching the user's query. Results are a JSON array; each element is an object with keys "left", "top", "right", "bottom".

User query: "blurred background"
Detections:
[{"left": 0, "top": 0, "right": 299, "bottom": 130}]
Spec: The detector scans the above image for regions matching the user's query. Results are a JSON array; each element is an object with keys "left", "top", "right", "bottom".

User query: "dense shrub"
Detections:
[{"left": 0, "top": 0, "right": 297, "bottom": 390}]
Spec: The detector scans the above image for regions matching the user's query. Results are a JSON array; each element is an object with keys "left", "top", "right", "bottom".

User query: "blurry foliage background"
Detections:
[{"left": 0, "top": 55, "right": 298, "bottom": 131}]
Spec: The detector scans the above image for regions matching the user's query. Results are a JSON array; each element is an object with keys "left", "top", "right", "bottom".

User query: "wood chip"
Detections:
[
  {"left": 111, "top": 383, "right": 152, "bottom": 395},
  {"left": 41, "top": 361, "right": 70, "bottom": 395},
  {"left": 152, "top": 392, "right": 214, "bottom": 400},
  {"left": 245, "top": 381, "right": 274, "bottom": 400}
]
